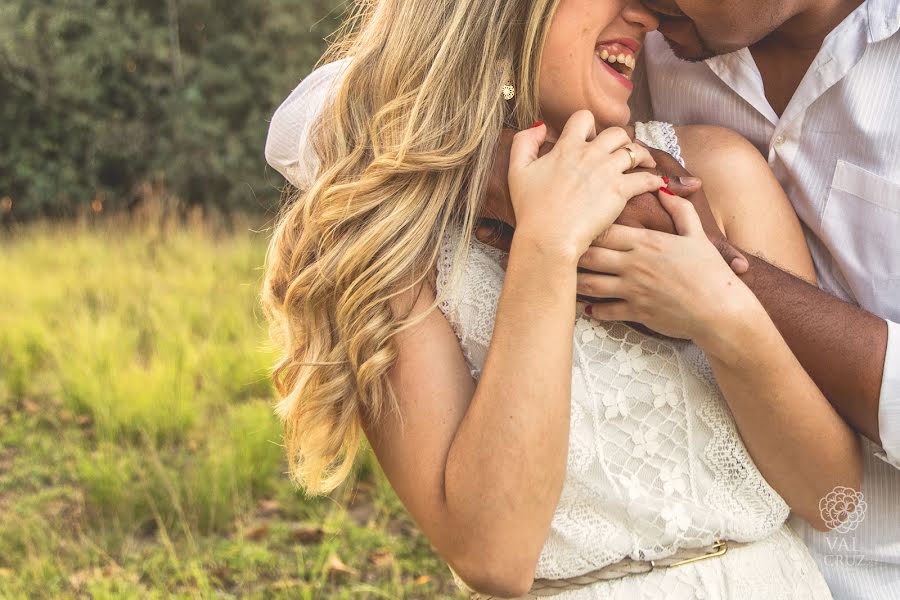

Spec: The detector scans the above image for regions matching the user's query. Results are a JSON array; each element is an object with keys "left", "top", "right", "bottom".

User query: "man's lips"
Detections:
[{"left": 657, "top": 18, "right": 705, "bottom": 58}]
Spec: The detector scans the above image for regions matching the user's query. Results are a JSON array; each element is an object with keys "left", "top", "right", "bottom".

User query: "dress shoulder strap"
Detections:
[{"left": 634, "top": 121, "right": 686, "bottom": 168}]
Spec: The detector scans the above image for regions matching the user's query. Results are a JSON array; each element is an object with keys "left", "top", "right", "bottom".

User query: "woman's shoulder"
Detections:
[
  {"left": 671, "top": 125, "right": 818, "bottom": 283},
  {"left": 628, "top": 121, "right": 756, "bottom": 160},
  {"left": 673, "top": 124, "right": 773, "bottom": 195},
  {"left": 630, "top": 121, "right": 757, "bottom": 170},
  {"left": 659, "top": 124, "right": 769, "bottom": 242},
  {"left": 673, "top": 124, "right": 761, "bottom": 165}
]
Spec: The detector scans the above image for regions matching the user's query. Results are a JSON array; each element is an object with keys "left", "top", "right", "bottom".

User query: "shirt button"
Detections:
[{"left": 774, "top": 135, "right": 786, "bottom": 147}]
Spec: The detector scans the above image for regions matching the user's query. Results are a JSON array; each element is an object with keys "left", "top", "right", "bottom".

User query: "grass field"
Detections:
[{"left": 0, "top": 212, "right": 466, "bottom": 599}]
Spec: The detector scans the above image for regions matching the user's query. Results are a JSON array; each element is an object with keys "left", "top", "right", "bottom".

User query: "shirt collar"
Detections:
[
  {"left": 701, "top": 1, "right": 897, "bottom": 129},
  {"left": 704, "top": 50, "right": 779, "bottom": 126},
  {"left": 867, "top": 0, "right": 900, "bottom": 43}
]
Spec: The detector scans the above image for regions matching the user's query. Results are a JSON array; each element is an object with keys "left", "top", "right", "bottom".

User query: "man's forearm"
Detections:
[{"left": 739, "top": 251, "right": 888, "bottom": 445}]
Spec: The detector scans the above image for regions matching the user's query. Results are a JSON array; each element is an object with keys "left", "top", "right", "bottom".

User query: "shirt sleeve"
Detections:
[
  {"left": 264, "top": 58, "right": 351, "bottom": 189},
  {"left": 876, "top": 318, "right": 900, "bottom": 469}
]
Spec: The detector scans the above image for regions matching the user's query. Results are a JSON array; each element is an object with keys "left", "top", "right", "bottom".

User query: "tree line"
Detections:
[{"left": 0, "top": 0, "right": 344, "bottom": 220}]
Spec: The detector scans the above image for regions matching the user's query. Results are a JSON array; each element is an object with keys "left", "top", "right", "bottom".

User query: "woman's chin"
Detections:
[
  {"left": 589, "top": 59, "right": 636, "bottom": 122},
  {"left": 589, "top": 104, "right": 632, "bottom": 129},
  {"left": 539, "top": 101, "right": 632, "bottom": 140}
]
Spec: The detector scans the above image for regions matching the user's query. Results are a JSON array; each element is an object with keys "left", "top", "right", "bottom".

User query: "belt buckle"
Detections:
[{"left": 665, "top": 540, "right": 728, "bottom": 569}]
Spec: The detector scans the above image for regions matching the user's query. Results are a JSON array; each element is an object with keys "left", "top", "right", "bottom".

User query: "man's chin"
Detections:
[{"left": 661, "top": 35, "right": 721, "bottom": 63}]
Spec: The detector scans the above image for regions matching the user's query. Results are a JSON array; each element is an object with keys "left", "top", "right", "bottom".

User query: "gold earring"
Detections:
[{"left": 502, "top": 80, "right": 516, "bottom": 101}]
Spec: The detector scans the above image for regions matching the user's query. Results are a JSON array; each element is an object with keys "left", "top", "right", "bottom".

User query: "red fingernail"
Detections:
[
  {"left": 662, "top": 176, "right": 670, "bottom": 184},
  {"left": 585, "top": 305, "right": 593, "bottom": 316},
  {"left": 531, "top": 121, "right": 544, "bottom": 128},
  {"left": 659, "top": 187, "right": 675, "bottom": 196}
]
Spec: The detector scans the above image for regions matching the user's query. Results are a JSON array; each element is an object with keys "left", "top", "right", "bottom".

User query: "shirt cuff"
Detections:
[{"left": 876, "top": 319, "right": 900, "bottom": 469}]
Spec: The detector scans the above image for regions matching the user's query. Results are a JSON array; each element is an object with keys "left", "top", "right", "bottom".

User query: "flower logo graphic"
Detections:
[{"left": 819, "top": 486, "right": 867, "bottom": 533}]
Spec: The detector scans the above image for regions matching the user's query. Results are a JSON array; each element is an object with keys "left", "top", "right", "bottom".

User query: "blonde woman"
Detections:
[{"left": 261, "top": 0, "right": 862, "bottom": 597}]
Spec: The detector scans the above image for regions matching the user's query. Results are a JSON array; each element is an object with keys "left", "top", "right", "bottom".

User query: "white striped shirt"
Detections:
[{"left": 633, "top": 1, "right": 900, "bottom": 598}]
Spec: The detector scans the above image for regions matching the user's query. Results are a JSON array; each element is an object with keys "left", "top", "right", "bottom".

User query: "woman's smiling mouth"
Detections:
[{"left": 595, "top": 38, "right": 640, "bottom": 89}]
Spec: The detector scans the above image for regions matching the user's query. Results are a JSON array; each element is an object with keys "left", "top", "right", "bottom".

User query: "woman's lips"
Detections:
[
  {"left": 594, "top": 39, "right": 638, "bottom": 87},
  {"left": 594, "top": 41, "right": 637, "bottom": 91},
  {"left": 601, "top": 37, "right": 642, "bottom": 54},
  {"left": 597, "top": 58, "right": 635, "bottom": 91}
]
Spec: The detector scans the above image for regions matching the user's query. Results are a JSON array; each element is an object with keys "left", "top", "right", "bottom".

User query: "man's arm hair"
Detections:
[
  {"left": 738, "top": 251, "right": 887, "bottom": 445},
  {"left": 472, "top": 134, "right": 888, "bottom": 444},
  {"left": 647, "top": 143, "right": 886, "bottom": 444}
]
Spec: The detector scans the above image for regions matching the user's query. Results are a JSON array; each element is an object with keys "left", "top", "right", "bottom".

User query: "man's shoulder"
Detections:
[
  {"left": 265, "top": 58, "right": 352, "bottom": 188},
  {"left": 286, "top": 58, "right": 352, "bottom": 105}
]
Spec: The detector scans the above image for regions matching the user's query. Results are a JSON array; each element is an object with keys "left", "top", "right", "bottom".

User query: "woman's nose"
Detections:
[{"left": 623, "top": 0, "right": 661, "bottom": 33}]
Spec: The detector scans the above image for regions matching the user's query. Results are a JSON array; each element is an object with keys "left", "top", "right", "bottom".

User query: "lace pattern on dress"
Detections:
[
  {"left": 435, "top": 225, "right": 509, "bottom": 381},
  {"left": 634, "top": 121, "right": 686, "bottom": 167},
  {"left": 432, "top": 122, "right": 825, "bottom": 599}
]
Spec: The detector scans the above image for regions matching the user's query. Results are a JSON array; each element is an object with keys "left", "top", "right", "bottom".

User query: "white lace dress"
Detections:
[{"left": 438, "top": 122, "right": 833, "bottom": 599}]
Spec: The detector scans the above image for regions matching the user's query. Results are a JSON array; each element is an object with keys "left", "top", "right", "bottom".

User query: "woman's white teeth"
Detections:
[{"left": 596, "top": 48, "right": 635, "bottom": 75}]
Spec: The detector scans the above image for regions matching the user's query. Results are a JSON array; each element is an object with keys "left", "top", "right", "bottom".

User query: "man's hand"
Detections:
[
  {"left": 477, "top": 133, "right": 891, "bottom": 452},
  {"left": 475, "top": 131, "right": 748, "bottom": 276},
  {"left": 637, "top": 145, "right": 748, "bottom": 274}
]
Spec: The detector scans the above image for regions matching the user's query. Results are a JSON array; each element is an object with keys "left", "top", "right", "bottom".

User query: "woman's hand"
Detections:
[
  {"left": 508, "top": 110, "right": 665, "bottom": 262},
  {"left": 580, "top": 158, "right": 863, "bottom": 533},
  {"left": 579, "top": 190, "right": 764, "bottom": 357}
]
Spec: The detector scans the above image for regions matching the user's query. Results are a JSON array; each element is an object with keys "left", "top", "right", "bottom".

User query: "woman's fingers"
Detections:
[
  {"left": 608, "top": 142, "right": 656, "bottom": 173},
  {"left": 584, "top": 300, "right": 632, "bottom": 322},
  {"left": 576, "top": 271, "right": 624, "bottom": 298},
  {"left": 658, "top": 190, "right": 704, "bottom": 237},
  {"left": 594, "top": 224, "right": 642, "bottom": 251},
  {"left": 620, "top": 171, "right": 668, "bottom": 202},
  {"left": 592, "top": 126, "right": 632, "bottom": 154},
  {"left": 557, "top": 110, "right": 598, "bottom": 146},
  {"left": 509, "top": 122, "right": 548, "bottom": 173},
  {"left": 577, "top": 246, "right": 626, "bottom": 273}
]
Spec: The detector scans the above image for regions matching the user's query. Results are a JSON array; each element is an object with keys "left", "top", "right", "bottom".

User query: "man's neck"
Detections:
[
  {"left": 764, "top": 0, "right": 864, "bottom": 51},
  {"left": 749, "top": 0, "right": 864, "bottom": 116}
]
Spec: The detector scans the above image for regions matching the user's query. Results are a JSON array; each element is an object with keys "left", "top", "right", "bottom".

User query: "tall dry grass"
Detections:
[{"left": 0, "top": 200, "right": 463, "bottom": 598}]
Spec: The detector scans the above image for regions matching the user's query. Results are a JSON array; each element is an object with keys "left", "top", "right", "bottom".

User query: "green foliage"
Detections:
[
  {"left": 0, "top": 0, "right": 345, "bottom": 219},
  {"left": 0, "top": 220, "right": 466, "bottom": 598}
]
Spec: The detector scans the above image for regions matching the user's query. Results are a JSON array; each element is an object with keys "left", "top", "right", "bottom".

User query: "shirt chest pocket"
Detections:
[{"left": 820, "top": 160, "right": 900, "bottom": 322}]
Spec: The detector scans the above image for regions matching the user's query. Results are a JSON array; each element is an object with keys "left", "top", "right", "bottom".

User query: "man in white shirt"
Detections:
[
  {"left": 621, "top": 1, "right": 900, "bottom": 598},
  {"left": 265, "top": 1, "right": 899, "bottom": 597}
]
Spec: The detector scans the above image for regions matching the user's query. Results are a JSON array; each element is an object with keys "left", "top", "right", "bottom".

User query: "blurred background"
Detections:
[{"left": 0, "top": 1, "right": 464, "bottom": 597}]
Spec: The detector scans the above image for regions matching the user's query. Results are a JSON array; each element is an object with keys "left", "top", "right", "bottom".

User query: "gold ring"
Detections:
[{"left": 621, "top": 145, "right": 638, "bottom": 171}]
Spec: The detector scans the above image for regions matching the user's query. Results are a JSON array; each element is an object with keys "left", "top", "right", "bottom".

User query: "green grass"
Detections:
[{"left": 0, "top": 216, "right": 465, "bottom": 599}]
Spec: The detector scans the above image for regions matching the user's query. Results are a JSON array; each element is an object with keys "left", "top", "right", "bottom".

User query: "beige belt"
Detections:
[{"left": 469, "top": 539, "right": 744, "bottom": 599}]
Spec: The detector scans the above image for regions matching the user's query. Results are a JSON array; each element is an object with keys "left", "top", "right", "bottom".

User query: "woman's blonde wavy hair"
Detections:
[{"left": 262, "top": 0, "right": 561, "bottom": 496}]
